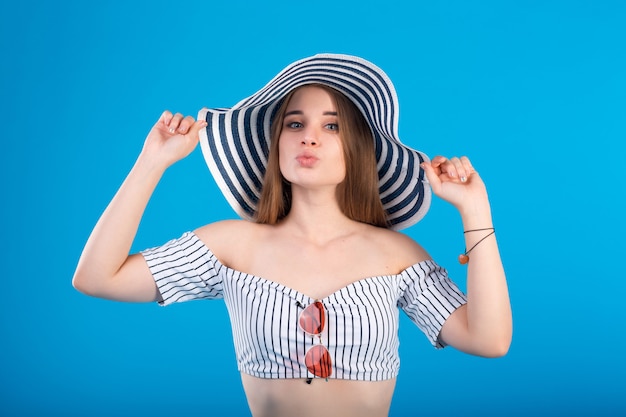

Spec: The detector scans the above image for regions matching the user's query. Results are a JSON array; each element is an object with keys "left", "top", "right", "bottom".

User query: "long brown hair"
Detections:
[{"left": 255, "top": 84, "right": 389, "bottom": 228}]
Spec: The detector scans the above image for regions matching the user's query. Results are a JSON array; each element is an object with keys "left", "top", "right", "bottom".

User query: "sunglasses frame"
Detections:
[{"left": 298, "top": 300, "right": 332, "bottom": 380}]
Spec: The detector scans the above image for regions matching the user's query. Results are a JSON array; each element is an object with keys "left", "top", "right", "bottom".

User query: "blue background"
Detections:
[{"left": 1, "top": 0, "right": 625, "bottom": 416}]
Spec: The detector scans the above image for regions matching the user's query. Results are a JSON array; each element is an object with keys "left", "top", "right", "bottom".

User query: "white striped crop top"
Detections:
[{"left": 141, "top": 232, "right": 467, "bottom": 381}]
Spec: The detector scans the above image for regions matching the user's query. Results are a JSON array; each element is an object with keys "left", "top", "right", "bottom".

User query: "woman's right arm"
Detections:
[{"left": 72, "top": 111, "right": 207, "bottom": 302}]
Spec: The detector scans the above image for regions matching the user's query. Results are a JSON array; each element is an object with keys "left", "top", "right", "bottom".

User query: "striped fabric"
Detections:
[
  {"left": 142, "top": 232, "right": 467, "bottom": 381},
  {"left": 198, "top": 53, "right": 432, "bottom": 231}
]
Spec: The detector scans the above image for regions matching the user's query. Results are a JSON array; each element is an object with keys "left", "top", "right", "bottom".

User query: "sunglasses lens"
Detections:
[
  {"left": 305, "top": 345, "right": 332, "bottom": 378},
  {"left": 299, "top": 301, "right": 325, "bottom": 335}
]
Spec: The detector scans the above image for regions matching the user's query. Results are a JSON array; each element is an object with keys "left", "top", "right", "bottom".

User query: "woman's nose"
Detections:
[{"left": 301, "top": 128, "right": 319, "bottom": 146}]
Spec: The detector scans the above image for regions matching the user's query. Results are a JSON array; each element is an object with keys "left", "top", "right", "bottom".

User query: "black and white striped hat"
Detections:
[{"left": 198, "top": 53, "right": 431, "bottom": 230}]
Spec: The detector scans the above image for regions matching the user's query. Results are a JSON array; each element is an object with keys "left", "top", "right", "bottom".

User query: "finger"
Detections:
[
  {"left": 169, "top": 113, "right": 184, "bottom": 133},
  {"left": 177, "top": 115, "right": 197, "bottom": 134},
  {"left": 157, "top": 110, "right": 173, "bottom": 127},
  {"left": 165, "top": 113, "right": 183, "bottom": 134},
  {"left": 460, "top": 156, "right": 473, "bottom": 170},
  {"left": 460, "top": 156, "right": 475, "bottom": 181},
  {"left": 430, "top": 155, "right": 448, "bottom": 169},
  {"left": 421, "top": 162, "right": 442, "bottom": 191},
  {"left": 186, "top": 118, "right": 208, "bottom": 135},
  {"left": 435, "top": 156, "right": 457, "bottom": 180},
  {"left": 449, "top": 157, "right": 468, "bottom": 182}
]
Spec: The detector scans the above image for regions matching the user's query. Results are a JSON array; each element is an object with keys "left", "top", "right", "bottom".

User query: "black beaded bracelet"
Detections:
[{"left": 459, "top": 228, "right": 495, "bottom": 264}]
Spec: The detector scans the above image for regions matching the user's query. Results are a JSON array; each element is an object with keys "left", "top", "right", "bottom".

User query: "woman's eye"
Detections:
[
  {"left": 286, "top": 121, "right": 303, "bottom": 129},
  {"left": 326, "top": 123, "right": 339, "bottom": 131}
]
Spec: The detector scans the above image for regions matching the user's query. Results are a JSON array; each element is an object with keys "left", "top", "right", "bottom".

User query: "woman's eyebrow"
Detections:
[{"left": 284, "top": 110, "right": 338, "bottom": 116}]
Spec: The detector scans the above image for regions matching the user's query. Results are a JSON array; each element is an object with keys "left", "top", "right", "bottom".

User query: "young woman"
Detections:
[{"left": 73, "top": 54, "right": 511, "bottom": 417}]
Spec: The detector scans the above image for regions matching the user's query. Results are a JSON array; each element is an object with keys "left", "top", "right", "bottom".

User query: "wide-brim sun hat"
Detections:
[{"left": 198, "top": 53, "right": 431, "bottom": 230}]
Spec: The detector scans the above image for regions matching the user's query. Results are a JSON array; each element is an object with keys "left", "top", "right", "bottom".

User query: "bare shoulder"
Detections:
[
  {"left": 193, "top": 219, "right": 269, "bottom": 266},
  {"left": 364, "top": 225, "right": 431, "bottom": 270}
]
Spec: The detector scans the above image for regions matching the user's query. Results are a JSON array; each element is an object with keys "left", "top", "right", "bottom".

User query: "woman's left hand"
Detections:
[{"left": 421, "top": 156, "right": 489, "bottom": 213}]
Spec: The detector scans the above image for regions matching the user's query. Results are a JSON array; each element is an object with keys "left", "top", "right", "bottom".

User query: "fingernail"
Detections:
[
  {"left": 461, "top": 176, "right": 467, "bottom": 182},
  {"left": 168, "top": 127, "right": 175, "bottom": 134}
]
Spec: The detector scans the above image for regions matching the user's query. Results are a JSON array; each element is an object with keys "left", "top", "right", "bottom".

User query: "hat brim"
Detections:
[{"left": 198, "top": 53, "right": 431, "bottom": 230}]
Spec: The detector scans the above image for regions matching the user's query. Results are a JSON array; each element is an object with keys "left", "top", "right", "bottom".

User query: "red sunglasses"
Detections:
[{"left": 298, "top": 300, "right": 332, "bottom": 381}]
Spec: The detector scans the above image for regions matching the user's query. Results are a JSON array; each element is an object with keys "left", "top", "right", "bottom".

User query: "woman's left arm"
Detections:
[{"left": 421, "top": 156, "right": 512, "bottom": 357}]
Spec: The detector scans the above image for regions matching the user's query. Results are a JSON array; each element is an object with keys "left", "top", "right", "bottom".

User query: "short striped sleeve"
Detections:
[
  {"left": 398, "top": 260, "right": 467, "bottom": 348},
  {"left": 141, "top": 232, "right": 224, "bottom": 306}
]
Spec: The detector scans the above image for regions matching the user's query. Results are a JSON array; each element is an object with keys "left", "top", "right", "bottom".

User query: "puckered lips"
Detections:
[{"left": 295, "top": 151, "right": 319, "bottom": 168}]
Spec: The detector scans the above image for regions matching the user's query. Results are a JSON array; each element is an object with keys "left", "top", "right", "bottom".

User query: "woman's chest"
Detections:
[{"left": 233, "top": 237, "right": 397, "bottom": 300}]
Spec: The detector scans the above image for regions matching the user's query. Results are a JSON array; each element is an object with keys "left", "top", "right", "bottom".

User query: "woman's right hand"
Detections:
[{"left": 141, "top": 110, "right": 208, "bottom": 169}]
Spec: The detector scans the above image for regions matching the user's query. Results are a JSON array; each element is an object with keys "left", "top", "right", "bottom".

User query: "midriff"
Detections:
[{"left": 241, "top": 373, "right": 397, "bottom": 417}]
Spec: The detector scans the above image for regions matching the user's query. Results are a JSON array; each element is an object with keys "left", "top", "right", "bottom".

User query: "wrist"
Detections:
[
  {"left": 458, "top": 198, "right": 493, "bottom": 230},
  {"left": 133, "top": 152, "right": 169, "bottom": 183},
  {"left": 136, "top": 148, "right": 172, "bottom": 173}
]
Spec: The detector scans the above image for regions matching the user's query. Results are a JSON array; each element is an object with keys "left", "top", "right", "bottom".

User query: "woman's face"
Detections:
[{"left": 278, "top": 86, "right": 346, "bottom": 189}]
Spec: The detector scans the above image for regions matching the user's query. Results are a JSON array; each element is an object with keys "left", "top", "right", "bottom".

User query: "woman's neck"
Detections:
[{"left": 279, "top": 188, "right": 361, "bottom": 245}]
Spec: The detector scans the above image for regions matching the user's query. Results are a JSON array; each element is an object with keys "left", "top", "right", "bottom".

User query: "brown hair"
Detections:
[{"left": 255, "top": 84, "right": 389, "bottom": 228}]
